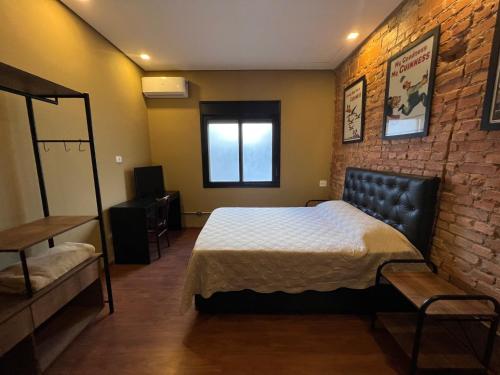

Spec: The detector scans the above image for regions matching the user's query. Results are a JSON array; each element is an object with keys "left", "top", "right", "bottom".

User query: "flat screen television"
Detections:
[{"left": 134, "top": 165, "right": 165, "bottom": 198}]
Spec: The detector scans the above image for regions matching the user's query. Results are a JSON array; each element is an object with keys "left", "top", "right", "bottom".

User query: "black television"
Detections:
[{"left": 134, "top": 165, "right": 165, "bottom": 198}]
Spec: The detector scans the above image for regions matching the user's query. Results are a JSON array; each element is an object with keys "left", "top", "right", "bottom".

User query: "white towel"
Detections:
[{"left": 0, "top": 242, "right": 96, "bottom": 294}]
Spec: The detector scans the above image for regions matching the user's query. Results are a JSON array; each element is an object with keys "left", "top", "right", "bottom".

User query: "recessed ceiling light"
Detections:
[
  {"left": 346, "top": 32, "right": 359, "bottom": 41},
  {"left": 140, "top": 53, "right": 151, "bottom": 61}
]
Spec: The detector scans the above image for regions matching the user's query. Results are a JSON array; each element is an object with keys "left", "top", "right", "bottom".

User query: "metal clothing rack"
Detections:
[{"left": 0, "top": 62, "right": 114, "bottom": 313}]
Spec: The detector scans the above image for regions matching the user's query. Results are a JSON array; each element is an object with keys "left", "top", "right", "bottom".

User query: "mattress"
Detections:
[
  {"left": 0, "top": 242, "right": 96, "bottom": 294},
  {"left": 181, "top": 200, "right": 421, "bottom": 312}
]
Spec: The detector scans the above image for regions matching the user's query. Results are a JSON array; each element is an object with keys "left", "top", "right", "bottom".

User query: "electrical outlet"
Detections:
[
  {"left": 319, "top": 180, "right": 327, "bottom": 187},
  {"left": 115, "top": 155, "right": 123, "bottom": 164}
]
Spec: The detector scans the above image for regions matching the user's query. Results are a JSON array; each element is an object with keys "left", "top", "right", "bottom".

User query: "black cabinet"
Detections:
[{"left": 110, "top": 191, "right": 181, "bottom": 264}]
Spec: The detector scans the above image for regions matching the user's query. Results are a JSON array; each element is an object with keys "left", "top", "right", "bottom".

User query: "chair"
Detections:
[{"left": 147, "top": 195, "right": 170, "bottom": 258}]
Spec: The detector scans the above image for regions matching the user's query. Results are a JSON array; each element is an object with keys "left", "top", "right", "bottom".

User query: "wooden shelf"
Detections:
[
  {"left": 0, "top": 258, "right": 103, "bottom": 372},
  {"left": 0, "top": 256, "right": 101, "bottom": 326},
  {"left": 0, "top": 216, "right": 97, "bottom": 252},
  {"left": 382, "top": 271, "right": 496, "bottom": 317},
  {"left": 377, "top": 313, "right": 484, "bottom": 371},
  {"left": 0, "top": 62, "right": 82, "bottom": 98},
  {"left": 35, "top": 304, "right": 102, "bottom": 371}
]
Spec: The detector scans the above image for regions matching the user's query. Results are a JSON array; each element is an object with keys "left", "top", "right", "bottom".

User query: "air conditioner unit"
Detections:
[{"left": 141, "top": 76, "right": 189, "bottom": 98}]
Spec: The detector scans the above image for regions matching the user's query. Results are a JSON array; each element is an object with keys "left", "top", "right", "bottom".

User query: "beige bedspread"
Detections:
[{"left": 181, "top": 201, "right": 421, "bottom": 312}]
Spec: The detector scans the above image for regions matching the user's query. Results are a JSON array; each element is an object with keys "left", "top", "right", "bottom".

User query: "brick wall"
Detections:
[{"left": 331, "top": 0, "right": 500, "bottom": 299}]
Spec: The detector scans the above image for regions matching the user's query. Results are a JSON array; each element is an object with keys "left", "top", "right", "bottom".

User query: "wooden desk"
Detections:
[{"left": 110, "top": 191, "right": 181, "bottom": 264}]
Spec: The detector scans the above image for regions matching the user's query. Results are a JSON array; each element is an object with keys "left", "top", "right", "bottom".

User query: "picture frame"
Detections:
[
  {"left": 382, "top": 26, "right": 440, "bottom": 139},
  {"left": 343, "top": 76, "right": 366, "bottom": 143},
  {"left": 481, "top": 6, "right": 500, "bottom": 131}
]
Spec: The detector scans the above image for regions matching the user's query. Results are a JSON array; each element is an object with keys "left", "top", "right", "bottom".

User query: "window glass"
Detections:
[
  {"left": 242, "top": 122, "right": 273, "bottom": 182},
  {"left": 200, "top": 101, "right": 280, "bottom": 188},
  {"left": 207, "top": 121, "right": 240, "bottom": 182}
]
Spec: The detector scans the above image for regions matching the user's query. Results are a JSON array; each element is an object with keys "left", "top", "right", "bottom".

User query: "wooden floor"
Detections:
[{"left": 45, "top": 229, "right": 417, "bottom": 374}]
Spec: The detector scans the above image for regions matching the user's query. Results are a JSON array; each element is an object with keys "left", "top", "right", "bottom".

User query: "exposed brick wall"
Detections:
[{"left": 331, "top": 0, "right": 500, "bottom": 299}]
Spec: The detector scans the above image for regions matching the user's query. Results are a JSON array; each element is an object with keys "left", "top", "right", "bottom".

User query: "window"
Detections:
[{"left": 200, "top": 101, "right": 280, "bottom": 188}]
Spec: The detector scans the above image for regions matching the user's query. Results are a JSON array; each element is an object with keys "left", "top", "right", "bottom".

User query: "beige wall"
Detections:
[
  {"left": 0, "top": 0, "right": 151, "bottom": 266},
  {"left": 146, "top": 70, "right": 334, "bottom": 227}
]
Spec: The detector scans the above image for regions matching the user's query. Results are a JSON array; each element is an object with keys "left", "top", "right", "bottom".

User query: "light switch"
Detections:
[
  {"left": 115, "top": 155, "right": 123, "bottom": 164},
  {"left": 319, "top": 180, "right": 327, "bottom": 187}
]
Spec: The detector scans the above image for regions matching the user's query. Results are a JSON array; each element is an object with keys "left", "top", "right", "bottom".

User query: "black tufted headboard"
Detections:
[{"left": 342, "top": 167, "right": 440, "bottom": 259}]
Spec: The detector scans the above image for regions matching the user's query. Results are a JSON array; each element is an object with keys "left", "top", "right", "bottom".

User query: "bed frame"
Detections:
[{"left": 195, "top": 167, "right": 440, "bottom": 313}]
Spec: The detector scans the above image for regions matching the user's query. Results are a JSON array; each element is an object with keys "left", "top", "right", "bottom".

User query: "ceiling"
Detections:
[{"left": 62, "top": 0, "right": 402, "bottom": 71}]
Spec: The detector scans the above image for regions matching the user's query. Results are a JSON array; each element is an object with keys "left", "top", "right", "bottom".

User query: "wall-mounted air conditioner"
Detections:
[{"left": 141, "top": 76, "right": 189, "bottom": 98}]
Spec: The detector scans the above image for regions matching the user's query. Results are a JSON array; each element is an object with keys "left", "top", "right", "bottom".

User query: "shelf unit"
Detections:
[
  {"left": 0, "top": 257, "right": 103, "bottom": 373},
  {"left": 0, "top": 216, "right": 97, "bottom": 252},
  {"left": 0, "top": 62, "right": 115, "bottom": 372},
  {"left": 0, "top": 61, "right": 113, "bottom": 311},
  {"left": 34, "top": 278, "right": 103, "bottom": 372},
  {"left": 377, "top": 313, "right": 484, "bottom": 371},
  {"left": 373, "top": 259, "right": 499, "bottom": 374}
]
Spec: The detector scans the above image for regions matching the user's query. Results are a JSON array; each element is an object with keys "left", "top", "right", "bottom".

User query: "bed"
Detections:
[{"left": 182, "top": 167, "right": 440, "bottom": 313}]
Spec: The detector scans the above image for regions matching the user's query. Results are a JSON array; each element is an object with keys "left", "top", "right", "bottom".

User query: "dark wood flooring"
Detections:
[{"left": 43, "top": 229, "right": 450, "bottom": 374}]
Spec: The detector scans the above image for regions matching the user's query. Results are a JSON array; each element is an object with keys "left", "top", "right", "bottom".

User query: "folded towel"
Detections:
[{"left": 0, "top": 242, "right": 96, "bottom": 294}]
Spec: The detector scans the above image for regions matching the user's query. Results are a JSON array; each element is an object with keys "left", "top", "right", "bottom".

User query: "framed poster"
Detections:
[
  {"left": 343, "top": 76, "right": 366, "bottom": 143},
  {"left": 382, "top": 26, "right": 440, "bottom": 139},
  {"left": 481, "top": 6, "right": 500, "bottom": 131}
]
